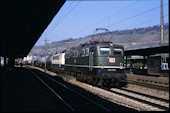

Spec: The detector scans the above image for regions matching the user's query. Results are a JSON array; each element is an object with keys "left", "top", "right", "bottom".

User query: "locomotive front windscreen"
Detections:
[
  {"left": 100, "top": 47, "right": 111, "bottom": 55},
  {"left": 100, "top": 47, "right": 123, "bottom": 56},
  {"left": 113, "top": 48, "right": 123, "bottom": 55}
]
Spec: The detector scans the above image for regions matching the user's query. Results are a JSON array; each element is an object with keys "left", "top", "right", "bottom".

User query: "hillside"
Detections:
[{"left": 29, "top": 24, "right": 169, "bottom": 56}]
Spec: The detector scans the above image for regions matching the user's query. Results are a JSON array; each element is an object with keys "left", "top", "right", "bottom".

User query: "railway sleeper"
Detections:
[{"left": 134, "top": 78, "right": 169, "bottom": 87}]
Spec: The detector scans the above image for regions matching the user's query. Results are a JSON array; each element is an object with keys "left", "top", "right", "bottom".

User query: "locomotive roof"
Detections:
[
  {"left": 65, "top": 42, "right": 124, "bottom": 53},
  {"left": 52, "top": 52, "right": 65, "bottom": 56}
]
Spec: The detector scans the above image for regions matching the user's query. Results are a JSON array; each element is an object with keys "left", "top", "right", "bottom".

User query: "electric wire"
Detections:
[
  {"left": 106, "top": 3, "right": 168, "bottom": 28},
  {"left": 37, "top": 1, "right": 168, "bottom": 46},
  {"left": 40, "top": 1, "right": 81, "bottom": 42},
  {"left": 69, "top": 0, "right": 140, "bottom": 38},
  {"left": 124, "top": 15, "right": 168, "bottom": 29},
  {"left": 56, "top": 1, "right": 74, "bottom": 24}
]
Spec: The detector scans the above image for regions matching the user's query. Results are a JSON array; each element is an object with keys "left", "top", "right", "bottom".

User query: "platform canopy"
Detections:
[
  {"left": 1, "top": 0, "right": 66, "bottom": 58},
  {"left": 125, "top": 43, "right": 169, "bottom": 56}
]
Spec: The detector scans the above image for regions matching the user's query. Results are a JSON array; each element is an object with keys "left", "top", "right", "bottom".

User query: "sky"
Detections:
[{"left": 35, "top": 0, "right": 169, "bottom": 46}]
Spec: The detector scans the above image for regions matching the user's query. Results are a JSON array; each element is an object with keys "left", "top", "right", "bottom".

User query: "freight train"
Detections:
[{"left": 30, "top": 41, "right": 126, "bottom": 87}]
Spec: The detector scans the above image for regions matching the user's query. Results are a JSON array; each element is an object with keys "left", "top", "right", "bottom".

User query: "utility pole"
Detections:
[
  {"left": 65, "top": 40, "right": 67, "bottom": 50},
  {"left": 44, "top": 38, "right": 47, "bottom": 72},
  {"left": 56, "top": 43, "right": 58, "bottom": 53},
  {"left": 160, "top": 0, "right": 166, "bottom": 64},
  {"left": 161, "top": 0, "right": 164, "bottom": 44}
]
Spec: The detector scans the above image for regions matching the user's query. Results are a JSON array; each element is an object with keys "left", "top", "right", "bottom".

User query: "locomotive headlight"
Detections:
[
  {"left": 120, "top": 62, "right": 123, "bottom": 69},
  {"left": 110, "top": 43, "right": 113, "bottom": 46}
]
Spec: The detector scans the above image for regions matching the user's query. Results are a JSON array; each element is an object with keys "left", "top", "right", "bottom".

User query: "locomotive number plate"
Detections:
[
  {"left": 109, "top": 57, "right": 115, "bottom": 63},
  {"left": 108, "top": 69, "right": 116, "bottom": 71}
]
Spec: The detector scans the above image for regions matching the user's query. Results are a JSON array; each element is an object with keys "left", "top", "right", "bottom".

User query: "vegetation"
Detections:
[{"left": 29, "top": 24, "right": 169, "bottom": 56}]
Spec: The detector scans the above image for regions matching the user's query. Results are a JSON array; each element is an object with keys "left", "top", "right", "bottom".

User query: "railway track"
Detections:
[
  {"left": 101, "top": 87, "right": 169, "bottom": 111},
  {"left": 124, "top": 80, "right": 169, "bottom": 91},
  {"left": 30, "top": 69, "right": 111, "bottom": 112},
  {"left": 118, "top": 88, "right": 169, "bottom": 103},
  {"left": 27, "top": 66, "right": 169, "bottom": 111}
]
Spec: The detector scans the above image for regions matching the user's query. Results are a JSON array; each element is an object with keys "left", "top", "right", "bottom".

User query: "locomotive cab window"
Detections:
[
  {"left": 100, "top": 47, "right": 110, "bottom": 55},
  {"left": 113, "top": 48, "right": 123, "bottom": 55}
]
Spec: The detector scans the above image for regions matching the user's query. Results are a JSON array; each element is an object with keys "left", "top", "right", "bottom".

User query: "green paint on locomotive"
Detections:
[
  {"left": 65, "top": 43, "right": 126, "bottom": 86},
  {"left": 65, "top": 43, "right": 124, "bottom": 67}
]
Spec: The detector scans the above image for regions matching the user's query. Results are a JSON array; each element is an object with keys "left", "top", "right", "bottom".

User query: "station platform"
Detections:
[{"left": 0, "top": 66, "right": 70, "bottom": 112}]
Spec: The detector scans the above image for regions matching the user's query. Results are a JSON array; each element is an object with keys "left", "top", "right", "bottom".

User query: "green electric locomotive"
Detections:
[{"left": 65, "top": 41, "right": 126, "bottom": 87}]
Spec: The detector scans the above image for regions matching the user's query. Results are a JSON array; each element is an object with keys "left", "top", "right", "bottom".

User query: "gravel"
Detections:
[
  {"left": 123, "top": 84, "right": 169, "bottom": 100},
  {"left": 27, "top": 65, "right": 169, "bottom": 111}
]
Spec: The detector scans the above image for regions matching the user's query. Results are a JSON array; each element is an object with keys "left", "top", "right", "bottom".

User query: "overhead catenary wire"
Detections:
[
  {"left": 37, "top": 1, "right": 168, "bottom": 46},
  {"left": 54, "top": 1, "right": 81, "bottom": 27},
  {"left": 41, "top": 1, "right": 81, "bottom": 42},
  {"left": 69, "top": 0, "right": 140, "bottom": 38},
  {"left": 56, "top": 1, "right": 74, "bottom": 24},
  {"left": 106, "top": 3, "right": 168, "bottom": 28},
  {"left": 124, "top": 15, "right": 168, "bottom": 29},
  {"left": 69, "top": 2, "right": 168, "bottom": 42},
  {"left": 37, "top": 2, "right": 74, "bottom": 42}
]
